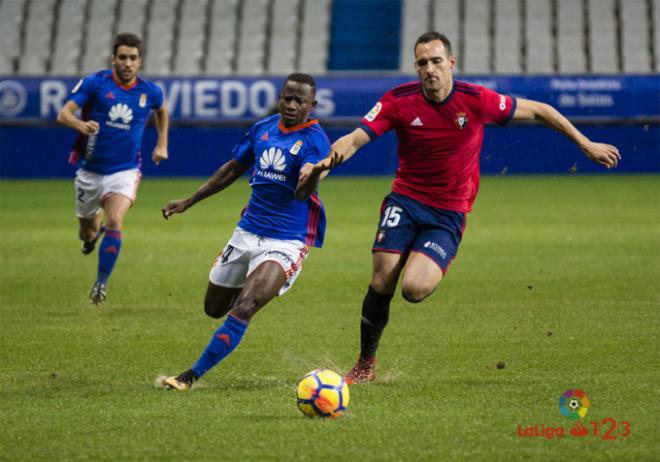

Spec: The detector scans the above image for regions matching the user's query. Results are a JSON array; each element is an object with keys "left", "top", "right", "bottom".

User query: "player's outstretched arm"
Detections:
[
  {"left": 56, "top": 100, "right": 99, "bottom": 136},
  {"left": 162, "top": 159, "right": 249, "bottom": 220},
  {"left": 297, "top": 127, "right": 372, "bottom": 190},
  {"left": 152, "top": 103, "right": 169, "bottom": 165},
  {"left": 513, "top": 98, "right": 621, "bottom": 169}
]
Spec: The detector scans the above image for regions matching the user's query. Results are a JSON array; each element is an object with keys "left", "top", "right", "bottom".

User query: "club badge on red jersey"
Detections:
[{"left": 455, "top": 112, "right": 469, "bottom": 130}]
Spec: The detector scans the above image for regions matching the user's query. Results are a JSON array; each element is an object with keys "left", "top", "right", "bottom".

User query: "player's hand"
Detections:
[
  {"left": 152, "top": 145, "right": 168, "bottom": 166},
  {"left": 299, "top": 150, "right": 344, "bottom": 183},
  {"left": 582, "top": 142, "right": 621, "bottom": 169},
  {"left": 79, "top": 120, "right": 100, "bottom": 136},
  {"left": 162, "top": 199, "right": 190, "bottom": 220}
]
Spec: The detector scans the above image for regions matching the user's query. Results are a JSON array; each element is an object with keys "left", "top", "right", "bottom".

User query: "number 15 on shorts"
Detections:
[{"left": 381, "top": 206, "right": 403, "bottom": 228}]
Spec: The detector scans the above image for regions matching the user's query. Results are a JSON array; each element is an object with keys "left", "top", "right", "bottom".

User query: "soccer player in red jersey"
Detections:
[{"left": 306, "top": 32, "right": 621, "bottom": 384}]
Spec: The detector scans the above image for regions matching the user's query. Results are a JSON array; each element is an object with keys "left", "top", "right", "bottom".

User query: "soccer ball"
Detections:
[
  {"left": 296, "top": 369, "right": 349, "bottom": 418},
  {"left": 569, "top": 398, "right": 580, "bottom": 410}
]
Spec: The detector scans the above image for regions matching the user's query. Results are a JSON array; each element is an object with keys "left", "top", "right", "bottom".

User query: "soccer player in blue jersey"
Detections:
[
  {"left": 159, "top": 73, "right": 333, "bottom": 390},
  {"left": 57, "top": 33, "right": 169, "bottom": 306}
]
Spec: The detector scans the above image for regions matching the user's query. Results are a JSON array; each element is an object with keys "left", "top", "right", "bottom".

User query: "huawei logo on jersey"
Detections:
[
  {"left": 106, "top": 103, "right": 133, "bottom": 130},
  {"left": 259, "top": 147, "right": 286, "bottom": 171},
  {"left": 455, "top": 112, "right": 469, "bottom": 130},
  {"left": 257, "top": 147, "right": 288, "bottom": 182}
]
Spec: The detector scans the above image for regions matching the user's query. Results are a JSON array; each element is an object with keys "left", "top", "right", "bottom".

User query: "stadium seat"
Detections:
[
  {"left": 462, "top": 0, "right": 491, "bottom": 74},
  {"left": 493, "top": 0, "right": 521, "bottom": 74},
  {"left": 80, "top": 0, "right": 118, "bottom": 74},
  {"left": 431, "top": 0, "right": 460, "bottom": 58},
  {"left": 267, "top": 0, "right": 299, "bottom": 74},
  {"left": 236, "top": 0, "right": 269, "bottom": 75},
  {"left": 116, "top": 0, "right": 147, "bottom": 37},
  {"left": 0, "top": 0, "right": 26, "bottom": 73},
  {"left": 299, "top": 0, "right": 331, "bottom": 73},
  {"left": 399, "top": 0, "right": 431, "bottom": 72},
  {"left": 588, "top": 0, "right": 618, "bottom": 73},
  {"left": 620, "top": 0, "right": 651, "bottom": 73},
  {"left": 173, "top": 0, "right": 208, "bottom": 75},
  {"left": 205, "top": 0, "right": 238, "bottom": 74},
  {"left": 525, "top": 0, "right": 553, "bottom": 74},
  {"left": 50, "top": 0, "right": 86, "bottom": 75},
  {"left": 556, "top": 0, "right": 587, "bottom": 74},
  {"left": 143, "top": 0, "right": 178, "bottom": 75},
  {"left": 18, "top": 0, "right": 56, "bottom": 74}
]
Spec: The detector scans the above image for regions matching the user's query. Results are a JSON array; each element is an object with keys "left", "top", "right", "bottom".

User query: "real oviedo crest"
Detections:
[{"left": 455, "top": 112, "right": 468, "bottom": 130}]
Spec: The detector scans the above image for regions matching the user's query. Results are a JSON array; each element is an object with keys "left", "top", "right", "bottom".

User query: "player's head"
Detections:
[
  {"left": 414, "top": 32, "right": 456, "bottom": 97},
  {"left": 112, "top": 33, "right": 143, "bottom": 85},
  {"left": 278, "top": 73, "right": 317, "bottom": 127}
]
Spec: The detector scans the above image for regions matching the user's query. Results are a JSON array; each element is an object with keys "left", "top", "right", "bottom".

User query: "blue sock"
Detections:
[
  {"left": 96, "top": 229, "right": 122, "bottom": 285},
  {"left": 192, "top": 314, "right": 249, "bottom": 378}
]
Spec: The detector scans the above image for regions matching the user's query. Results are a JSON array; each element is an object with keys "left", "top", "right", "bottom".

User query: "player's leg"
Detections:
[
  {"left": 163, "top": 235, "right": 304, "bottom": 390},
  {"left": 203, "top": 232, "right": 251, "bottom": 318},
  {"left": 89, "top": 169, "right": 140, "bottom": 305},
  {"left": 203, "top": 283, "right": 241, "bottom": 319},
  {"left": 401, "top": 209, "right": 466, "bottom": 303},
  {"left": 79, "top": 214, "right": 104, "bottom": 254},
  {"left": 399, "top": 252, "right": 444, "bottom": 303},
  {"left": 346, "top": 251, "right": 405, "bottom": 384},
  {"left": 347, "top": 194, "right": 416, "bottom": 384},
  {"left": 74, "top": 169, "right": 105, "bottom": 254},
  {"left": 163, "top": 263, "right": 286, "bottom": 390}
]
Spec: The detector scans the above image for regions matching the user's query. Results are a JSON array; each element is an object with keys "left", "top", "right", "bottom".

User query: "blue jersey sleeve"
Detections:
[
  {"left": 150, "top": 83, "right": 164, "bottom": 110},
  {"left": 232, "top": 128, "right": 256, "bottom": 166},
  {"left": 300, "top": 129, "right": 331, "bottom": 166},
  {"left": 66, "top": 74, "right": 97, "bottom": 108}
]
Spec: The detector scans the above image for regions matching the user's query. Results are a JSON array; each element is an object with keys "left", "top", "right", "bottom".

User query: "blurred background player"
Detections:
[
  {"left": 308, "top": 31, "right": 621, "bottom": 384},
  {"left": 57, "top": 33, "right": 169, "bottom": 306},
  {"left": 159, "top": 73, "right": 334, "bottom": 391}
]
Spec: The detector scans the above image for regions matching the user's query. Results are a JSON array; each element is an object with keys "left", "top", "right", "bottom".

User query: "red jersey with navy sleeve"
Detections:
[{"left": 359, "top": 80, "right": 517, "bottom": 213}]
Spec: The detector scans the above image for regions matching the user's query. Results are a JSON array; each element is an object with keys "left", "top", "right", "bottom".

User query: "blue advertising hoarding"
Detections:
[{"left": 0, "top": 74, "right": 658, "bottom": 178}]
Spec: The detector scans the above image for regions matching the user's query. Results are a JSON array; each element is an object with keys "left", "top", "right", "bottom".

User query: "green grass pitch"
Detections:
[{"left": 0, "top": 175, "right": 658, "bottom": 461}]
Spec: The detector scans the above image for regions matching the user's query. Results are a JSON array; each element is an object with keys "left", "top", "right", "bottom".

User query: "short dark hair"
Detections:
[
  {"left": 414, "top": 31, "right": 453, "bottom": 56},
  {"left": 285, "top": 73, "right": 316, "bottom": 91},
  {"left": 113, "top": 33, "right": 143, "bottom": 56}
]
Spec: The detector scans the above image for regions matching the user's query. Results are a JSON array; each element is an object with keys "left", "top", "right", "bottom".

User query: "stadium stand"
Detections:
[
  {"left": 525, "top": 0, "right": 554, "bottom": 74},
  {"left": 556, "top": 0, "right": 587, "bottom": 74},
  {"left": 18, "top": 0, "right": 56, "bottom": 75},
  {"left": 173, "top": 0, "right": 208, "bottom": 75},
  {"left": 205, "top": 0, "right": 238, "bottom": 74},
  {"left": 50, "top": 0, "right": 86, "bottom": 76},
  {"left": 493, "top": 0, "right": 521, "bottom": 74},
  {"left": 80, "top": 0, "right": 117, "bottom": 74},
  {"left": 143, "top": 0, "right": 178, "bottom": 75},
  {"left": 430, "top": 0, "right": 460, "bottom": 68},
  {"left": 0, "top": 0, "right": 25, "bottom": 74},
  {"left": 621, "top": 0, "right": 651, "bottom": 72},
  {"left": 236, "top": 0, "right": 269, "bottom": 75},
  {"left": 298, "top": 0, "right": 331, "bottom": 73},
  {"left": 462, "top": 0, "right": 490, "bottom": 74},
  {"left": 588, "top": 0, "right": 618, "bottom": 73},
  {"left": 266, "top": 0, "right": 298, "bottom": 74},
  {"left": 0, "top": 0, "right": 658, "bottom": 75}
]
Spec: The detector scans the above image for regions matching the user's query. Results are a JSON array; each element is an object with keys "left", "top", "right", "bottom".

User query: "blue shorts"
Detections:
[{"left": 372, "top": 193, "right": 466, "bottom": 273}]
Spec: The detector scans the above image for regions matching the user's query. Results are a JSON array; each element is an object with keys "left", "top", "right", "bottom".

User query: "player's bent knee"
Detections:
[{"left": 401, "top": 283, "right": 437, "bottom": 303}]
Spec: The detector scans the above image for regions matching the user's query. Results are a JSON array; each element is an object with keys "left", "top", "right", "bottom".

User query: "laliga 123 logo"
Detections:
[
  {"left": 559, "top": 388, "right": 589, "bottom": 420},
  {"left": 517, "top": 388, "right": 632, "bottom": 441}
]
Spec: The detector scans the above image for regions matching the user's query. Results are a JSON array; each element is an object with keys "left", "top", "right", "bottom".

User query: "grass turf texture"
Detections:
[{"left": 0, "top": 176, "right": 658, "bottom": 461}]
